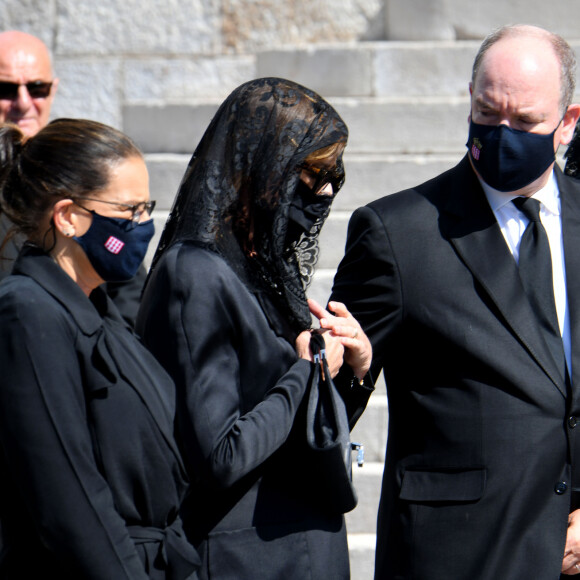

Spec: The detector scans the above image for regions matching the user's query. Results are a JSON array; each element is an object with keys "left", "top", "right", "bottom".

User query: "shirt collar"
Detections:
[{"left": 480, "top": 170, "right": 560, "bottom": 216}]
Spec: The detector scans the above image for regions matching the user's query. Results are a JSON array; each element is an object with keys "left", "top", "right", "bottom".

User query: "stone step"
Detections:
[
  {"left": 348, "top": 533, "right": 376, "bottom": 580},
  {"left": 257, "top": 41, "right": 478, "bottom": 98},
  {"left": 332, "top": 153, "right": 459, "bottom": 211},
  {"left": 346, "top": 462, "right": 384, "bottom": 579},
  {"left": 142, "top": 209, "right": 346, "bottom": 333},
  {"left": 143, "top": 152, "right": 462, "bottom": 274},
  {"left": 296, "top": 154, "right": 570, "bottom": 277},
  {"left": 144, "top": 152, "right": 460, "bottom": 211},
  {"left": 385, "top": 0, "right": 580, "bottom": 42},
  {"left": 346, "top": 461, "right": 384, "bottom": 534},
  {"left": 350, "top": 392, "right": 388, "bottom": 462},
  {"left": 125, "top": 38, "right": 580, "bottom": 155},
  {"left": 147, "top": 149, "right": 568, "bottom": 212},
  {"left": 307, "top": 268, "right": 337, "bottom": 314},
  {"left": 115, "top": 39, "right": 580, "bottom": 109},
  {"left": 128, "top": 97, "right": 470, "bottom": 155},
  {"left": 256, "top": 40, "right": 580, "bottom": 100},
  {"left": 144, "top": 149, "right": 570, "bottom": 329},
  {"left": 145, "top": 154, "right": 189, "bottom": 209}
]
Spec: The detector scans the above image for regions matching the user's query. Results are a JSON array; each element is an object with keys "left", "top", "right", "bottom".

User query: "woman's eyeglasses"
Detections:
[
  {"left": 300, "top": 160, "right": 345, "bottom": 194},
  {"left": 0, "top": 81, "right": 53, "bottom": 100},
  {"left": 71, "top": 196, "right": 156, "bottom": 223}
]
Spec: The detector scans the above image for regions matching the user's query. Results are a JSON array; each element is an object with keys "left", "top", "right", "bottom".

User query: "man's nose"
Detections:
[{"left": 13, "top": 85, "right": 32, "bottom": 110}]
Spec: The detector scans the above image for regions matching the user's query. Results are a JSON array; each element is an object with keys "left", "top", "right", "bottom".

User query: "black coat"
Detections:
[
  {"left": 331, "top": 157, "right": 580, "bottom": 580},
  {"left": 137, "top": 243, "right": 372, "bottom": 580},
  {"left": 0, "top": 246, "right": 199, "bottom": 579}
]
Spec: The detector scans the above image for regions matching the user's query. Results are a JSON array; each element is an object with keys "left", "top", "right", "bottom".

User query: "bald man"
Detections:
[
  {"left": 331, "top": 24, "right": 580, "bottom": 579},
  {"left": 0, "top": 31, "right": 58, "bottom": 137},
  {"left": 0, "top": 31, "right": 146, "bottom": 326}
]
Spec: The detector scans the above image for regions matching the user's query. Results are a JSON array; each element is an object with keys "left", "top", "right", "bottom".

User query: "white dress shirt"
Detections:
[{"left": 481, "top": 171, "right": 571, "bottom": 377}]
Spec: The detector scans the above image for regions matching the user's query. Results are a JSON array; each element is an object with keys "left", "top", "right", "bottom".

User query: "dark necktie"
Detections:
[{"left": 512, "top": 197, "right": 566, "bottom": 375}]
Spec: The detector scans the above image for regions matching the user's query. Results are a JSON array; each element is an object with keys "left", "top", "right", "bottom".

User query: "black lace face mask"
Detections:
[
  {"left": 148, "top": 77, "right": 348, "bottom": 336},
  {"left": 285, "top": 180, "right": 336, "bottom": 289},
  {"left": 286, "top": 181, "right": 334, "bottom": 241}
]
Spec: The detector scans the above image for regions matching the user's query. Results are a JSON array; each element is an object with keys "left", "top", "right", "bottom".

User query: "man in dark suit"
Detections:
[{"left": 330, "top": 24, "right": 580, "bottom": 579}]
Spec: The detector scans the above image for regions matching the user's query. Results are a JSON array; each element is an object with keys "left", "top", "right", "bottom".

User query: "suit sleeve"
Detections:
[
  {"left": 330, "top": 204, "right": 404, "bottom": 382},
  {"left": 0, "top": 289, "right": 148, "bottom": 579},
  {"left": 142, "top": 250, "right": 312, "bottom": 489}
]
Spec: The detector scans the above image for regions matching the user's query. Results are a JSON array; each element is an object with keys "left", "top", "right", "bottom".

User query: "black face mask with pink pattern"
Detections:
[{"left": 74, "top": 211, "right": 154, "bottom": 282}]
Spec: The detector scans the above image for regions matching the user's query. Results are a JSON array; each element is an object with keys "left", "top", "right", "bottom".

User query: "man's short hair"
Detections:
[{"left": 471, "top": 24, "right": 576, "bottom": 116}]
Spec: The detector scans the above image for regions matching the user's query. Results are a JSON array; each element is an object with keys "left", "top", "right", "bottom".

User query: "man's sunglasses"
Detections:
[
  {"left": 0, "top": 81, "right": 53, "bottom": 100},
  {"left": 300, "top": 159, "right": 345, "bottom": 193}
]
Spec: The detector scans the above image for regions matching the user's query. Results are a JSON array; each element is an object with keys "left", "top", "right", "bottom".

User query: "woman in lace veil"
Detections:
[
  {"left": 137, "top": 78, "right": 372, "bottom": 579},
  {"left": 150, "top": 77, "right": 348, "bottom": 338}
]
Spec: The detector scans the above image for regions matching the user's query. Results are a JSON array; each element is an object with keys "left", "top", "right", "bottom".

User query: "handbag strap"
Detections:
[
  {"left": 310, "top": 331, "right": 327, "bottom": 381},
  {"left": 309, "top": 331, "right": 365, "bottom": 467}
]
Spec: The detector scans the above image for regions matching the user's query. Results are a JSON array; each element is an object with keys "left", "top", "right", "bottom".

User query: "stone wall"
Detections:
[
  {"left": 1, "top": 0, "right": 383, "bottom": 128},
  {"left": 3, "top": 0, "right": 580, "bottom": 131},
  {"left": 386, "top": 0, "right": 580, "bottom": 41}
]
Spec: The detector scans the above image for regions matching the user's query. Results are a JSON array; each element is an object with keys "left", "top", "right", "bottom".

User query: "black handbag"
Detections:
[{"left": 305, "top": 332, "right": 363, "bottom": 514}]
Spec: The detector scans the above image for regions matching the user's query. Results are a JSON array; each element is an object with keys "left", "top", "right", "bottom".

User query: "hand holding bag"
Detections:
[{"left": 306, "top": 331, "right": 362, "bottom": 514}]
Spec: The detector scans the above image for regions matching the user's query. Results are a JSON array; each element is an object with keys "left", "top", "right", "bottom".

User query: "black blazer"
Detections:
[
  {"left": 330, "top": 156, "right": 580, "bottom": 580},
  {"left": 0, "top": 246, "right": 199, "bottom": 579},
  {"left": 137, "top": 243, "right": 372, "bottom": 580}
]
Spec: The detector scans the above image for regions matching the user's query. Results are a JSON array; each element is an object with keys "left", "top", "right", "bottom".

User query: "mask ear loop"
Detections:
[
  {"left": 47, "top": 199, "right": 82, "bottom": 251},
  {"left": 42, "top": 221, "right": 58, "bottom": 253}
]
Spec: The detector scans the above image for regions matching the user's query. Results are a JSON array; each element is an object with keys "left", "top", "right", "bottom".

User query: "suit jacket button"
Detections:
[
  {"left": 555, "top": 481, "right": 568, "bottom": 495},
  {"left": 569, "top": 416, "right": 578, "bottom": 429}
]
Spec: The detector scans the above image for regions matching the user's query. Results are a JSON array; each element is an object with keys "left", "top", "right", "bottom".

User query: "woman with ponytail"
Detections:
[{"left": 0, "top": 119, "right": 199, "bottom": 579}]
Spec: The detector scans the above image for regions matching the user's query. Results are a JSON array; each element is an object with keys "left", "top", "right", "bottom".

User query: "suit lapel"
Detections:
[
  {"left": 560, "top": 167, "right": 580, "bottom": 387},
  {"left": 442, "top": 157, "right": 567, "bottom": 395}
]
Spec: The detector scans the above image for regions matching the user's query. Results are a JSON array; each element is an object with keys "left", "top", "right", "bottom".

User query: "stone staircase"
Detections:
[{"left": 125, "top": 39, "right": 580, "bottom": 579}]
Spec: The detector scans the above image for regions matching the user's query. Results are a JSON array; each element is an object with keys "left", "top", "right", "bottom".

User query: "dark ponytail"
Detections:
[
  {"left": 0, "top": 124, "right": 29, "bottom": 254},
  {"left": 0, "top": 123, "right": 27, "bottom": 206},
  {"left": 0, "top": 118, "right": 143, "bottom": 244}
]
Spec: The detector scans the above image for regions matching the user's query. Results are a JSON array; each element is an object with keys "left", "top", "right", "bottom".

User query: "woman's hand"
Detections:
[
  {"left": 295, "top": 328, "right": 345, "bottom": 379},
  {"left": 308, "top": 298, "right": 372, "bottom": 381}
]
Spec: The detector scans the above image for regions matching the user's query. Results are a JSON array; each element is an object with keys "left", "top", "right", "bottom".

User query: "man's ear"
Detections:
[
  {"left": 467, "top": 82, "right": 473, "bottom": 124},
  {"left": 560, "top": 104, "right": 580, "bottom": 146}
]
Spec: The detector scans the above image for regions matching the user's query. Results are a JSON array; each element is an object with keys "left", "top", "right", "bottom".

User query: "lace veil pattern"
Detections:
[{"left": 148, "top": 77, "right": 348, "bottom": 337}]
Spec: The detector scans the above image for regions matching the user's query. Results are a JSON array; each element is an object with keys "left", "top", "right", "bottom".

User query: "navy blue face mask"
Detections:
[
  {"left": 73, "top": 211, "right": 155, "bottom": 282},
  {"left": 466, "top": 120, "right": 560, "bottom": 192}
]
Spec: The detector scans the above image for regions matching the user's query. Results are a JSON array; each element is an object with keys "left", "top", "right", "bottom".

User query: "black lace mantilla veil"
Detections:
[{"left": 148, "top": 77, "right": 348, "bottom": 338}]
